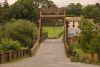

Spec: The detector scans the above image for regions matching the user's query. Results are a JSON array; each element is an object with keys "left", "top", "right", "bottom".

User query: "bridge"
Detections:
[{"left": 0, "top": 38, "right": 99, "bottom": 67}]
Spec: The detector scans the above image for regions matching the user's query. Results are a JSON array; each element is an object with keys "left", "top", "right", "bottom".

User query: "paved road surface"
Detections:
[{"left": 0, "top": 39, "right": 99, "bottom": 67}]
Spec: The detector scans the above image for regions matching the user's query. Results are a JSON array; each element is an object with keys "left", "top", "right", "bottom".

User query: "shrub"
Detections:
[
  {"left": 0, "top": 38, "right": 21, "bottom": 52},
  {"left": 88, "top": 34, "right": 100, "bottom": 53},
  {"left": 78, "top": 18, "right": 95, "bottom": 52},
  {"left": 0, "top": 19, "right": 37, "bottom": 49}
]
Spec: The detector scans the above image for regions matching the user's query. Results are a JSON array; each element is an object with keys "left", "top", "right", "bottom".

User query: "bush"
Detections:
[
  {"left": 88, "top": 34, "right": 100, "bottom": 53},
  {"left": 0, "top": 19, "right": 37, "bottom": 49},
  {"left": 78, "top": 18, "right": 95, "bottom": 52},
  {"left": 0, "top": 38, "right": 21, "bottom": 52}
]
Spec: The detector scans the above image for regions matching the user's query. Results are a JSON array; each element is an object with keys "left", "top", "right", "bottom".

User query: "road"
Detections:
[{"left": 0, "top": 39, "right": 99, "bottom": 67}]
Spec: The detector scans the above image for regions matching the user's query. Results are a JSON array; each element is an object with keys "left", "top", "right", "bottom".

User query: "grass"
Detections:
[{"left": 43, "top": 26, "right": 64, "bottom": 38}]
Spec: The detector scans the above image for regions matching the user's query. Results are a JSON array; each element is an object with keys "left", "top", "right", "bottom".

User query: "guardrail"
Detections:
[{"left": 0, "top": 49, "right": 29, "bottom": 64}]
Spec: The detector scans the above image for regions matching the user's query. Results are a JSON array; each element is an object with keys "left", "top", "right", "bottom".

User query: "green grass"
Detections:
[{"left": 43, "top": 26, "right": 64, "bottom": 38}]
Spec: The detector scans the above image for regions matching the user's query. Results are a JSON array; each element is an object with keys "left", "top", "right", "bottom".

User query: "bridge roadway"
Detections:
[{"left": 0, "top": 39, "right": 99, "bottom": 67}]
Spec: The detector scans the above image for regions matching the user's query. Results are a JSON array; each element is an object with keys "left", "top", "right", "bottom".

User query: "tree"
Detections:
[
  {"left": 41, "top": 1, "right": 57, "bottom": 8},
  {"left": 83, "top": 4, "right": 100, "bottom": 23},
  {"left": 95, "top": 3, "right": 100, "bottom": 8},
  {"left": 65, "top": 3, "right": 76, "bottom": 16},
  {"left": 75, "top": 3, "right": 82, "bottom": 15},
  {"left": 0, "top": 1, "right": 9, "bottom": 25},
  {"left": 8, "top": 0, "right": 56, "bottom": 21},
  {"left": 33, "top": 0, "right": 56, "bottom": 8},
  {"left": 3, "top": 0, "right": 9, "bottom": 9},
  {"left": 0, "top": 3, "right": 2, "bottom": 8},
  {"left": 8, "top": 0, "right": 36, "bottom": 21},
  {"left": 0, "top": 3, "right": 2, "bottom": 21},
  {"left": 65, "top": 3, "right": 82, "bottom": 16},
  {"left": 78, "top": 18, "right": 95, "bottom": 52}
]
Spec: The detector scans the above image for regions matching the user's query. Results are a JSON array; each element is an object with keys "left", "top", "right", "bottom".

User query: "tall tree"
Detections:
[
  {"left": 0, "top": 3, "right": 2, "bottom": 8},
  {"left": 65, "top": 3, "right": 82, "bottom": 16},
  {"left": 83, "top": 4, "right": 100, "bottom": 23},
  {"left": 75, "top": 3, "right": 82, "bottom": 15},
  {"left": 33, "top": 0, "right": 56, "bottom": 8},
  {"left": 41, "top": 1, "right": 57, "bottom": 8},
  {"left": 0, "top": 3, "right": 2, "bottom": 22},
  {"left": 3, "top": 0, "right": 9, "bottom": 9},
  {"left": 8, "top": 0, "right": 56, "bottom": 21},
  {"left": 2, "top": 0, "right": 9, "bottom": 21},
  {"left": 9, "top": 0, "right": 36, "bottom": 20},
  {"left": 95, "top": 3, "right": 100, "bottom": 8},
  {"left": 0, "top": 1, "right": 9, "bottom": 25},
  {"left": 65, "top": 3, "right": 76, "bottom": 16}
]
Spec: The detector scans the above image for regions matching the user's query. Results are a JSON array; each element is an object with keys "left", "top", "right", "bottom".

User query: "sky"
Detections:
[{"left": 0, "top": 0, "right": 100, "bottom": 7}]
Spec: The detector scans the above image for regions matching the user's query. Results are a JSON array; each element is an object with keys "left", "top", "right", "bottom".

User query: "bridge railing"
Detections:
[
  {"left": 31, "top": 41, "right": 40, "bottom": 55},
  {"left": 73, "top": 53, "right": 100, "bottom": 63}
]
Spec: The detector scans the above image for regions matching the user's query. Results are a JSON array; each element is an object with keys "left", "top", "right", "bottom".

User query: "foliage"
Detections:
[
  {"left": 33, "top": 0, "right": 57, "bottom": 8},
  {"left": 75, "top": 18, "right": 100, "bottom": 53},
  {"left": 8, "top": 0, "right": 56, "bottom": 22},
  {"left": 78, "top": 18, "right": 95, "bottom": 52},
  {"left": 0, "top": 1, "right": 9, "bottom": 25},
  {"left": 83, "top": 3, "right": 100, "bottom": 23},
  {"left": 88, "top": 34, "right": 100, "bottom": 53},
  {"left": 0, "top": 19, "right": 37, "bottom": 49},
  {"left": 0, "top": 38, "right": 21, "bottom": 52},
  {"left": 65, "top": 3, "right": 100, "bottom": 23},
  {"left": 67, "top": 44, "right": 75, "bottom": 56},
  {"left": 67, "top": 18, "right": 100, "bottom": 62},
  {"left": 8, "top": 0, "right": 37, "bottom": 21},
  {"left": 0, "top": 0, "right": 56, "bottom": 23},
  {"left": 65, "top": 3, "right": 82, "bottom": 16}
]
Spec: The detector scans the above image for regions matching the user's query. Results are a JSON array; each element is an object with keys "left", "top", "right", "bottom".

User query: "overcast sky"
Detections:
[{"left": 0, "top": 0, "right": 100, "bottom": 7}]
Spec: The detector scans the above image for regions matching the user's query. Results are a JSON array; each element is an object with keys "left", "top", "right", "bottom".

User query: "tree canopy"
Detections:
[
  {"left": 8, "top": 0, "right": 56, "bottom": 22},
  {"left": 65, "top": 3, "right": 100, "bottom": 23},
  {"left": 65, "top": 3, "right": 82, "bottom": 16},
  {"left": 83, "top": 3, "right": 100, "bottom": 23}
]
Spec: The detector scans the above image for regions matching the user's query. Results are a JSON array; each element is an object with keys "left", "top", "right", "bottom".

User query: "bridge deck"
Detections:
[{"left": 0, "top": 39, "right": 99, "bottom": 67}]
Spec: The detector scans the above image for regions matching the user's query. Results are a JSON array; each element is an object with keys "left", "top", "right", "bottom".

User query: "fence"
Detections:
[{"left": 0, "top": 49, "right": 29, "bottom": 64}]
